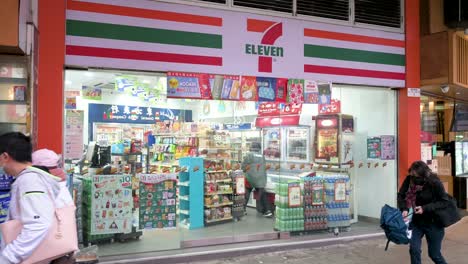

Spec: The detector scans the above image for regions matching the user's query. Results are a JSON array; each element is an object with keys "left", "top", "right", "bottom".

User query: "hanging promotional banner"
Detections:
[
  {"left": 240, "top": 76, "right": 258, "bottom": 101},
  {"left": 91, "top": 174, "right": 133, "bottom": 235},
  {"left": 166, "top": 72, "right": 212, "bottom": 99},
  {"left": 220, "top": 75, "right": 241, "bottom": 100},
  {"left": 304, "top": 80, "right": 319, "bottom": 104},
  {"left": 275, "top": 78, "right": 288, "bottom": 103},
  {"left": 82, "top": 86, "right": 102, "bottom": 101},
  {"left": 318, "top": 82, "right": 332, "bottom": 105},
  {"left": 319, "top": 99, "right": 341, "bottom": 114},
  {"left": 287, "top": 79, "right": 304, "bottom": 104},
  {"left": 139, "top": 173, "right": 177, "bottom": 229},
  {"left": 257, "top": 77, "right": 277, "bottom": 102}
]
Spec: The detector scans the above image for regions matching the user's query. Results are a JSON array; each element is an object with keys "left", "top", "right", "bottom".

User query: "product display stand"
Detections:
[
  {"left": 274, "top": 181, "right": 304, "bottom": 232},
  {"left": 179, "top": 157, "right": 204, "bottom": 229},
  {"left": 204, "top": 169, "right": 234, "bottom": 225},
  {"left": 322, "top": 173, "right": 351, "bottom": 235},
  {"left": 231, "top": 170, "right": 246, "bottom": 221},
  {"left": 303, "top": 176, "right": 328, "bottom": 231}
]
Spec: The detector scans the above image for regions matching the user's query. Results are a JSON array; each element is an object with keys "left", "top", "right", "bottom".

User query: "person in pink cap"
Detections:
[{"left": 32, "top": 149, "right": 67, "bottom": 181}]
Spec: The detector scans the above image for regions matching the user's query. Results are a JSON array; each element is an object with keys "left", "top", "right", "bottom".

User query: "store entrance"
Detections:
[
  {"left": 63, "top": 69, "right": 397, "bottom": 257},
  {"left": 64, "top": 70, "right": 282, "bottom": 256}
]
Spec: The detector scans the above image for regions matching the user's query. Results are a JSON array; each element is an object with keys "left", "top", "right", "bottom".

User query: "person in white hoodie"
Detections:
[{"left": 0, "top": 132, "right": 60, "bottom": 264}]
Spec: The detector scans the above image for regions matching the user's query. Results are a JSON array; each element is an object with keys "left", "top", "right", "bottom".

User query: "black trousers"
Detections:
[{"left": 244, "top": 187, "right": 270, "bottom": 214}]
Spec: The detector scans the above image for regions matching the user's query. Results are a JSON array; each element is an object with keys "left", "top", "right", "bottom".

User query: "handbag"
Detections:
[
  {"left": 433, "top": 194, "right": 461, "bottom": 228},
  {"left": 0, "top": 169, "right": 78, "bottom": 264}
]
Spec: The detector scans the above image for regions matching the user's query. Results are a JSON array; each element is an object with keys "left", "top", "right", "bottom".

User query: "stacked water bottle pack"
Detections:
[
  {"left": 321, "top": 173, "right": 351, "bottom": 232},
  {"left": 274, "top": 182, "right": 304, "bottom": 232},
  {"left": 303, "top": 176, "right": 327, "bottom": 231}
]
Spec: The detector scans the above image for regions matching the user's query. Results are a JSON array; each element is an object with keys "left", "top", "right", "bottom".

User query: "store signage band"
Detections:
[{"left": 65, "top": 0, "right": 406, "bottom": 87}]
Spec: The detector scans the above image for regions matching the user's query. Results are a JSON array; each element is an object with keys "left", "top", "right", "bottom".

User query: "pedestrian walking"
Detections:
[
  {"left": 397, "top": 161, "right": 449, "bottom": 264},
  {"left": 0, "top": 132, "right": 77, "bottom": 264},
  {"left": 242, "top": 142, "right": 272, "bottom": 217}
]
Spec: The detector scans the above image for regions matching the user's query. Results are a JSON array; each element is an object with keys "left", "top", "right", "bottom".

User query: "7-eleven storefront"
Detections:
[{"left": 36, "top": 0, "right": 420, "bottom": 260}]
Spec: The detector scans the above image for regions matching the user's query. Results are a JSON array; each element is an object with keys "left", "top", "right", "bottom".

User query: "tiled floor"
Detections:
[{"left": 98, "top": 208, "right": 276, "bottom": 256}]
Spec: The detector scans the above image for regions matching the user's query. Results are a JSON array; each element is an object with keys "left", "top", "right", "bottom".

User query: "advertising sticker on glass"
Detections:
[
  {"left": 139, "top": 173, "right": 177, "bottom": 230},
  {"left": 367, "top": 137, "right": 382, "bottom": 159},
  {"left": 91, "top": 174, "right": 133, "bottom": 235},
  {"left": 288, "top": 183, "right": 302, "bottom": 207}
]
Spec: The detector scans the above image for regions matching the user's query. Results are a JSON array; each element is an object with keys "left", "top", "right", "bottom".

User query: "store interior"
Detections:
[
  {"left": 64, "top": 69, "right": 399, "bottom": 256},
  {"left": 420, "top": 95, "right": 468, "bottom": 209}
]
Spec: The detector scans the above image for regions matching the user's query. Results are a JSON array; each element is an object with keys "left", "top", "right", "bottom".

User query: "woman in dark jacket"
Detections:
[{"left": 397, "top": 161, "right": 449, "bottom": 264}]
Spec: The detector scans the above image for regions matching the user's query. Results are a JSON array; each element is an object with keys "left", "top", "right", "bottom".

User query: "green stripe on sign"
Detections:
[
  {"left": 67, "top": 20, "right": 222, "bottom": 49},
  {"left": 304, "top": 44, "right": 405, "bottom": 66}
]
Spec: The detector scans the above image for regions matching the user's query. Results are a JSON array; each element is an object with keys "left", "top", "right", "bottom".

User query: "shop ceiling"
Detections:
[{"left": 421, "top": 83, "right": 468, "bottom": 104}]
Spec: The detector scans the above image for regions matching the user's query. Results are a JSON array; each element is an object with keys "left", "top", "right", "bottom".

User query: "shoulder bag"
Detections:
[{"left": 0, "top": 170, "right": 78, "bottom": 264}]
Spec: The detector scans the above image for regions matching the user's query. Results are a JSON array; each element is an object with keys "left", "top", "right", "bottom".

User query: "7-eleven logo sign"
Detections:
[{"left": 245, "top": 19, "right": 284, "bottom": 73}]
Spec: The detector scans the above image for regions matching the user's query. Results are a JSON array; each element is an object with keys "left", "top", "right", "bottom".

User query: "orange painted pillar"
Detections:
[
  {"left": 36, "top": 1, "right": 66, "bottom": 152},
  {"left": 399, "top": 0, "right": 421, "bottom": 185}
]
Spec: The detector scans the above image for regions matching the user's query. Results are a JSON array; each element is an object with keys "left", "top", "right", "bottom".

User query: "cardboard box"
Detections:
[{"left": 436, "top": 156, "right": 452, "bottom": 176}]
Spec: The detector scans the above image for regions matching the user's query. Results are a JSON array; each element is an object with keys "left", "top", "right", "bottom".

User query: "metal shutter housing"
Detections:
[
  {"left": 297, "top": 0, "right": 349, "bottom": 21},
  {"left": 355, "top": 0, "right": 401, "bottom": 28},
  {"left": 233, "top": 0, "right": 293, "bottom": 14}
]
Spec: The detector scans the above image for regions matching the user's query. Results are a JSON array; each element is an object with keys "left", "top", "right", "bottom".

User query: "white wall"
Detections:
[{"left": 334, "top": 85, "right": 398, "bottom": 218}]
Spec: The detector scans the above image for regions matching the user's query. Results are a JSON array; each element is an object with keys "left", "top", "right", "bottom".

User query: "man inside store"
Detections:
[{"left": 242, "top": 142, "right": 273, "bottom": 217}]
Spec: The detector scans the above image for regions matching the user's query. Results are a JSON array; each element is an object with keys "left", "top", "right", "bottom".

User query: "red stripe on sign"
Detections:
[
  {"left": 247, "top": 19, "right": 276, "bottom": 33},
  {"left": 259, "top": 56, "right": 272, "bottom": 73},
  {"left": 67, "top": 0, "right": 222, "bottom": 27},
  {"left": 304, "top": 28, "right": 404, "bottom": 48},
  {"left": 66, "top": 45, "right": 223, "bottom": 66},
  {"left": 304, "top": 65, "right": 405, "bottom": 80},
  {"left": 261, "top": 23, "right": 283, "bottom": 45}
]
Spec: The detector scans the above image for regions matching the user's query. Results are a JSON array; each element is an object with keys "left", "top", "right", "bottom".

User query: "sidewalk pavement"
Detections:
[{"left": 191, "top": 217, "right": 468, "bottom": 264}]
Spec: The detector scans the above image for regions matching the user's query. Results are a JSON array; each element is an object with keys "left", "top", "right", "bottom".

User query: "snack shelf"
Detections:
[
  {"left": 204, "top": 202, "right": 233, "bottom": 208},
  {"left": 205, "top": 216, "right": 233, "bottom": 223}
]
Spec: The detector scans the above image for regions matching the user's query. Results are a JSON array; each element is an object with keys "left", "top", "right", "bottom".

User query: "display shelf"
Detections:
[
  {"left": 178, "top": 157, "right": 204, "bottom": 230},
  {"left": 179, "top": 209, "right": 190, "bottom": 215},
  {"left": 205, "top": 179, "right": 232, "bottom": 183},
  {"left": 205, "top": 191, "right": 233, "bottom": 195},
  {"left": 204, "top": 202, "right": 233, "bottom": 208},
  {"left": 205, "top": 216, "right": 233, "bottom": 224}
]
